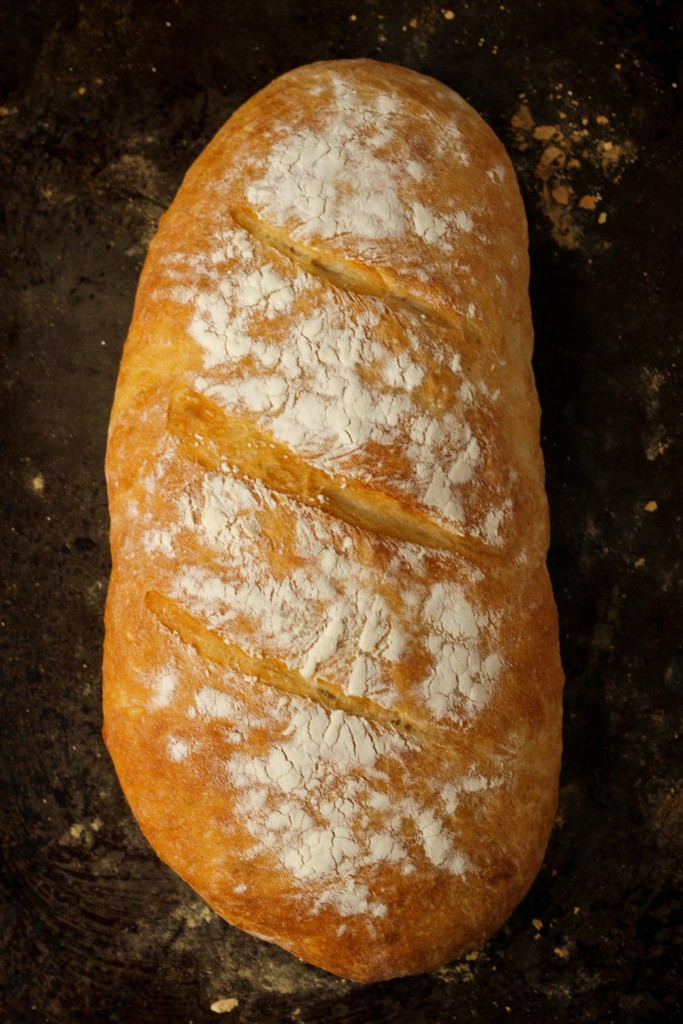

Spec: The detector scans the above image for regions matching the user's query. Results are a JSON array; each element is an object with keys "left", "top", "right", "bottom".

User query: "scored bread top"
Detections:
[{"left": 104, "top": 59, "right": 563, "bottom": 982}]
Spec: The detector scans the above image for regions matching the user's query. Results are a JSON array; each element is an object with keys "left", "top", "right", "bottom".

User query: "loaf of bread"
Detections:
[{"left": 103, "top": 59, "right": 563, "bottom": 983}]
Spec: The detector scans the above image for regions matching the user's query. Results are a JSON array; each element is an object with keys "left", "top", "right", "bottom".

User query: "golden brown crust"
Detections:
[{"left": 103, "top": 59, "right": 563, "bottom": 983}]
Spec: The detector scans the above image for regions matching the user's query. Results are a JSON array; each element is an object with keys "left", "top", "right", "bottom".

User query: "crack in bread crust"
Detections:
[
  {"left": 146, "top": 589, "right": 490, "bottom": 761},
  {"left": 232, "top": 205, "right": 456, "bottom": 329},
  {"left": 168, "top": 388, "right": 500, "bottom": 561}
]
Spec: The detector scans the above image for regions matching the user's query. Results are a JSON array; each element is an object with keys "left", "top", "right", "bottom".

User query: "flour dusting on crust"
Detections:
[
  {"left": 136, "top": 463, "right": 505, "bottom": 725},
  {"left": 165, "top": 221, "right": 515, "bottom": 548}
]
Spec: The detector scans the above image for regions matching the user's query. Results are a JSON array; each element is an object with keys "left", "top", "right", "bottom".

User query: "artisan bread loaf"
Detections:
[{"left": 103, "top": 58, "right": 564, "bottom": 983}]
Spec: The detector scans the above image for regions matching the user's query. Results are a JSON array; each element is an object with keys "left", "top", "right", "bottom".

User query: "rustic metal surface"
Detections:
[{"left": 1, "top": 1, "right": 681, "bottom": 1021}]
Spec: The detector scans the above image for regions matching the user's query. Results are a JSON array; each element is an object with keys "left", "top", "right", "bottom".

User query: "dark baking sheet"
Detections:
[{"left": 1, "top": 1, "right": 681, "bottom": 1021}]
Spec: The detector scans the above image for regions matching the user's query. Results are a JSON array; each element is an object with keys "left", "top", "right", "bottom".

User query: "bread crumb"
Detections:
[
  {"left": 597, "top": 139, "right": 632, "bottom": 171},
  {"left": 32, "top": 473, "right": 45, "bottom": 492},
  {"left": 553, "top": 946, "right": 570, "bottom": 959},
  {"left": 443, "top": 8, "right": 455, "bottom": 18},
  {"left": 532, "top": 917, "right": 543, "bottom": 930},
  {"left": 211, "top": 997, "right": 239, "bottom": 1013},
  {"left": 644, "top": 500, "right": 657, "bottom": 512},
  {"left": 634, "top": 558, "right": 645, "bottom": 568},
  {"left": 540, "top": 144, "right": 564, "bottom": 166},
  {"left": 59, "top": 818, "right": 103, "bottom": 846},
  {"left": 511, "top": 104, "right": 534, "bottom": 133},
  {"left": 649, "top": 441, "right": 670, "bottom": 460},
  {"left": 509, "top": 97, "right": 635, "bottom": 249},
  {"left": 533, "top": 124, "right": 556, "bottom": 141}
]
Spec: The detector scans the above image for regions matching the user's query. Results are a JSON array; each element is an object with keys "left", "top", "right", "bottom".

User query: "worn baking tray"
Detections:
[{"left": 1, "top": 1, "right": 681, "bottom": 1021}]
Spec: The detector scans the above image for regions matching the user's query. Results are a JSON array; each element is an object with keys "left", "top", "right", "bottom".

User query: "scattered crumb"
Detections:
[
  {"left": 644, "top": 501, "right": 658, "bottom": 512},
  {"left": 509, "top": 93, "right": 635, "bottom": 248},
  {"left": 646, "top": 435, "right": 671, "bottom": 461},
  {"left": 553, "top": 946, "right": 570, "bottom": 959},
  {"left": 643, "top": 367, "right": 666, "bottom": 397},
  {"left": 211, "top": 997, "right": 239, "bottom": 1013},
  {"left": 573, "top": 906, "right": 581, "bottom": 914},
  {"left": 59, "top": 818, "right": 103, "bottom": 846},
  {"left": 32, "top": 473, "right": 45, "bottom": 493},
  {"left": 409, "top": 17, "right": 418, "bottom": 28},
  {"left": 443, "top": 8, "right": 455, "bottom": 19},
  {"left": 533, "top": 124, "right": 556, "bottom": 141},
  {"left": 464, "top": 949, "right": 480, "bottom": 961},
  {"left": 511, "top": 104, "right": 534, "bottom": 134},
  {"left": 438, "top": 960, "right": 476, "bottom": 983},
  {"left": 539, "top": 144, "right": 564, "bottom": 167},
  {"left": 532, "top": 918, "right": 543, "bottom": 930},
  {"left": 647, "top": 783, "right": 683, "bottom": 881},
  {"left": 597, "top": 139, "right": 629, "bottom": 171},
  {"left": 641, "top": 371, "right": 671, "bottom": 461},
  {"left": 349, "top": 13, "right": 357, "bottom": 21},
  {"left": 634, "top": 557, "right": 645, "bottom": 568},
  {"left": 172, "top": 899, "right": 214, "bottom": 930}
]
